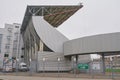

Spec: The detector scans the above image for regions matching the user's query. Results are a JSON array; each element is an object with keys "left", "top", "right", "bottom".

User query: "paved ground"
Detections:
[
  {"left": 0, "top": 75, "right": 112, "bottom": 80},
  {"left": 0, "top": 72, "right": 120, "bottom": 80}
]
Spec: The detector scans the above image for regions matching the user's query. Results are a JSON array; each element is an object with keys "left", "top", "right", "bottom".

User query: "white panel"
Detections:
[
  {"left": 64, "top": 32, "right": 120, "bottom": 56},
  {"left": 32, "top": 16, "right": 68, "bottom": 53},
  {"left": 37, "top": 52, "right": 71, "bottom": 71}
]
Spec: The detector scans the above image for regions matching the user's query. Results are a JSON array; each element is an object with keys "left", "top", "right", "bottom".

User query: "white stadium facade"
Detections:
[{"left": 20, "top": 5, "right": 120, "bottom": 72}]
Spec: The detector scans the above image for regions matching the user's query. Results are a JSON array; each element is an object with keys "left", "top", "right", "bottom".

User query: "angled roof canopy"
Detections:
[{"left": 21, "top": 4, "right": 83, "bottom": 32}]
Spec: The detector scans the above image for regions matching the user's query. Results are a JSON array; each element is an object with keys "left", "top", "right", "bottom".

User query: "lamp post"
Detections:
[
  {"left": 29, "top": 58, "right": 32, "bottom": 76},
  {"left": 16, "top": 58, "right": 19, "bottom": 75},
  {"left": 73, "top": 57, "right": 76, "bottom": 74},
  {"left": 35, "top": 52, "right": 38, "bottom": 72},
  {"left": 43, "top": 57, "right": 45, "bottom": 75},
  {"left": 91, "top": 58, "right": 94, "bottom": 78},
  {"left": 57, "top": 57, "right": 60, "bottom": 77},
  {"left": 110, "top": 57, "right": 114, "bottom": 79}
]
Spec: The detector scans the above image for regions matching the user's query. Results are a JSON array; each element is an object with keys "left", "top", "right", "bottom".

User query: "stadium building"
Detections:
[{"left": 20, "top": 4, "right": 120, "bottom": 72}]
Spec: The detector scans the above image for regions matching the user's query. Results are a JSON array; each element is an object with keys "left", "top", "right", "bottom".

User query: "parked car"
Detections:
[{"left": 18, "top": 62, "right": 29, "bottom": 71}]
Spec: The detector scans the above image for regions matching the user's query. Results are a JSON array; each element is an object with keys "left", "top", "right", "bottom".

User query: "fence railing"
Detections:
[{"left": 0, "top": 59, "right": 120, "bottom": 80}]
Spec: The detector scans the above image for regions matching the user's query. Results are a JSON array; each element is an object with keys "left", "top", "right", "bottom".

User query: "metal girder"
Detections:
[{"left": 21, "top": 5, "right": 83, "bottom": 33}]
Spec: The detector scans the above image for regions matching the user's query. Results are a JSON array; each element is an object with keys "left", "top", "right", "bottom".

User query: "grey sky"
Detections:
[
  {"left": 0, "top": 0, "right": 120, "bottom": 40},
  {"left": 58, "top": 0, "right": 120, "bottom": 39}
]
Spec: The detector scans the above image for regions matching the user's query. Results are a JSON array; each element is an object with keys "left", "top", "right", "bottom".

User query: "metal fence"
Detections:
[
  {"left": 0, "top": 59, "right": 120, "bottom": 80},
  {"left": 37, "top": 60, "right": 71, "bottom": 72},
  {"left": 104, "top": 59, "right": 120, "bottom": 80}
]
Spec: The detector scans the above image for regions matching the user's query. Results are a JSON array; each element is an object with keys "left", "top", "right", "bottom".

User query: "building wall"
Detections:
[
  {"left": 0, "top": 28, "right": 5, "bottom": 68},
  {"left": 64, "top": 32, "right": 120, "bottom": 56},
  {"left": 21, "top": 16, "right": 69, "bottom": 65},
  {"left": 37, "top": 51, "right": 71, "bottom": 71},
  {"left": 0, "top": 23, "right": 21, "bottom": 68},
  {"left": 21, "top": 16, "right": 92, "bottom": 71},
  {"left": 103, "top": 56, "right": 120, "bottom": 68},
  {"left": 0, "top": 34, "right": 3, "bottom": 53},
  {"left": 21, "top": 18, "right": 40, "bottom": 64}
]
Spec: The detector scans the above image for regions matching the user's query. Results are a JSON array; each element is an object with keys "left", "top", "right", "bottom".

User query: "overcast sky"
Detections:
[{"left": 0, "top": 0, "right": 120, "bottom": 40}]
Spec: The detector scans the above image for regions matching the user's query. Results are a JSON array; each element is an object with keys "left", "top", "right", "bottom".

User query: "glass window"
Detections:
[
  {"left": 7, "top": 36, "right": 11, "bottom": 41},
  {"left": 4, "top": 54, "right": 9, "bottom": 57},
  {"left": 8, "top": 28, "right": 12, "bottom": 32},
  {"left": 5, "top": 45, "right": 10, "bottom": 49},
  {"left": 15, "top": 26, "right": 19, "bottom": 28}
]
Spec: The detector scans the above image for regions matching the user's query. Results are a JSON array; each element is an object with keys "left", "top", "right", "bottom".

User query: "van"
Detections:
[{"left": 18, "top": 62, "right": 29, "bottom": 71}]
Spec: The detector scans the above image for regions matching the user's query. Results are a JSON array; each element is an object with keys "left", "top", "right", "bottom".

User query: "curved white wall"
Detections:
[
  {"left": 64, "top": 32, "right": 120, "bottom": 56},
  {"left": 32, "top": 16, "right": 68, "bottom": 53}
]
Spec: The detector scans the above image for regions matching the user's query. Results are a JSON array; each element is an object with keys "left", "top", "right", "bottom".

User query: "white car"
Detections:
[{"left": 18, "top": 62, "right": 29, "bottom": 71}]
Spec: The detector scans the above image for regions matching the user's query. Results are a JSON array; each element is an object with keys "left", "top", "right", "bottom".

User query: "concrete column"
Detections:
[
  {"left": 29, "top": 46, "right": 32, "bottom": 61},
  {"left": 31, "top": 47, "right": 35, "bottom": 60},
  {"left": 75, "top": 55, "right": 78, "bottom": 73},
  {"left": 21, "top": 48, "right": 24, "bottom": 62},
  {"left": 39, "top": 40, "right": 43, "bottom": 51},
  {"left": 26, "top": 49, "right": 29, "bottom": 65},
  {"left": 72, "top": 55, "right": 78, "bottom": 74},
  {"left": 28, "top": 47, "right": 32, "bottom": 60},
  {"left": 101, "top": 53, "right": 105, "bottom": 74},
  {"left": 75, "top": 55, "right": 78, "bottom": 65},
  {"left": 34, "top": 43, "right": 38, "bottom": 72},
  {"left": 24, "top": 44, "right": 27, "bottom": 63},
  {"left": 24, "top": 41, "right": 27, "bottom": 62},
  {"left": 34, "top": 43, "right": 37, "bottom": 59}
]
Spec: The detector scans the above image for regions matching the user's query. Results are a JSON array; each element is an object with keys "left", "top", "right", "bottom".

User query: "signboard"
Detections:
[{"left": 78, "top": 63, "right": 89, "bottom": 70}]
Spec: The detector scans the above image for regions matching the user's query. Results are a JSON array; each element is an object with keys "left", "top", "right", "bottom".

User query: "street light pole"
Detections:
[
  {"left": 91, "top": 58, "right": 94, "bottom": 78},
  {"left": 110, "top": 57, "right": 114, "bottom": 80},
  {"left": 29, "top": 58, "right": 32, "bottom": 76},
  {"left": 43, "top": 58, "right": 45, "bottom": 76},
  {"left": 16, "top": 58, "right": 19, "bottom": 75},
  {"left": 73, "top": 57, "right": 77, "bottom": 77},
  {"left": 57, "top": 57, "right": 60, "bottom": 77},
  {"left": 73, "top": 57, "right": 76, "bottom": 77}
]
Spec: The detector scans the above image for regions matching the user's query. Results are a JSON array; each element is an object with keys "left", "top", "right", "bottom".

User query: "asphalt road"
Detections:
[{"left": 0, "top": 75, "right": 112, "bottom": 80}]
